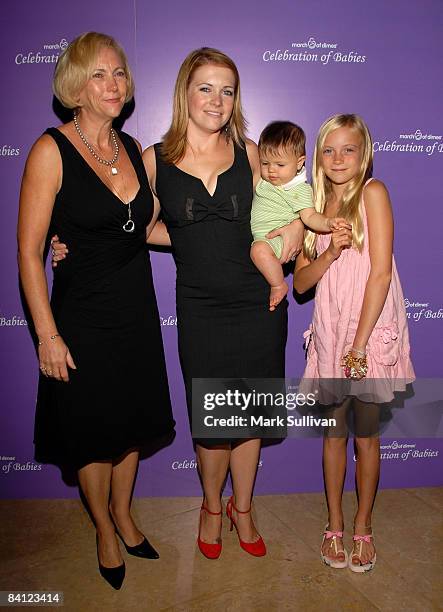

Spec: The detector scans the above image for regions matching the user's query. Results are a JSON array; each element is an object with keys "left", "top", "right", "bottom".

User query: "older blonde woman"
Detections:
[{"left": 17, "top": 32, "right": 175, "bottom": 589}]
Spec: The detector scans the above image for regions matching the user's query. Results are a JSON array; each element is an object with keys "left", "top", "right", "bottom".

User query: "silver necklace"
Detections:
[
  {"left": 73, "top": 112, "right": 120, "bottom": 175},
  {"left": 98, "top": 156, "right": 135, "bottom": 233},
  {"left": 123, "top": 202, "right": 135, "bottom": 233}
]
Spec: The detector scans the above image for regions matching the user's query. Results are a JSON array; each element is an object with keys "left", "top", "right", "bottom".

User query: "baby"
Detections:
[{"left": 251, "top": 121, "right": 346, "bottom": 310}]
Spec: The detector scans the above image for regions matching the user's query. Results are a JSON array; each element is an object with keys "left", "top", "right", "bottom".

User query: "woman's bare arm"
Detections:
[
  {"left": 143, "top": 145, "right": 171, "bottom": 247},
  {"left": 17, "top": 135, "right": 76, "bottom": 381}
]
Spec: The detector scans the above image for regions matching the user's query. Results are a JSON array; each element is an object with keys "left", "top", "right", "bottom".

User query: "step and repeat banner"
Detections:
[{"left": 1, "top": 0, "right": 442, "bottom": 499}]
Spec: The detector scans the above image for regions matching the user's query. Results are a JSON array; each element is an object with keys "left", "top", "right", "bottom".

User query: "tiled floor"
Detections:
[{"left": 1, "top": 489, "right": 442, "bottom": 611}]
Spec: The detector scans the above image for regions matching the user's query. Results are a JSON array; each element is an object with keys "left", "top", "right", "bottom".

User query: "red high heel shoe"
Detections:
[
  {"left": 197, "top": 503, "right": 222, "bottom": 559},
  {"left": 226, "top": 496, "right": 266, "bottom": 557}
]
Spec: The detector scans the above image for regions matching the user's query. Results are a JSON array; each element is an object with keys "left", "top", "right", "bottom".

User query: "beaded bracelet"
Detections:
[
  {"left": 341, "top": 350, "right": 368, "bottom": 379},
  {"left": 38, "top": 334, "right": 59, "bottom": 346}
]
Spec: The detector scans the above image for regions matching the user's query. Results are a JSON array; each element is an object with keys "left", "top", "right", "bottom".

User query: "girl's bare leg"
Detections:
[
  {"left": 322, "top": 399, "right": 350, "bottom": 560},
  {"left": 352, "top": 399, "right": 380, "bottom": 564}
]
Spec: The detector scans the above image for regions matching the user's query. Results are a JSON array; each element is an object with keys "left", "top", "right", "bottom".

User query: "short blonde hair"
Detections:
[
  {"left": 161, "top": 47, "right": 247, "bottom": 164},
  {"left": 53, "top": 32, "right": 134, "bottom": 109}
]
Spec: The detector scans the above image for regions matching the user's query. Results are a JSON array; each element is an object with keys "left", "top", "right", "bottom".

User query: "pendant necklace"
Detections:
[
  {"left": 93, "top": 154, "right": 136, "bottom": 234},
  {"left": 106, "top": 176, "right": 135, "bottom": 233},
  {"left": 73, "top": 112, "right": 133, "bottom": 232},
  {"left": 73, "top": 112, "right": 120, "bottom": 175},
  {"left": 123, "top": 202, "right": 135, "bottom": 233}
]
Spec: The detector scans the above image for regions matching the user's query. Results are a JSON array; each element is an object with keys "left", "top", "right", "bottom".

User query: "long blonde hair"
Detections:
[
  {"left": 304, "top": 114, "right": 373, "bottom": 261},
  {"left": 161, "top": 47, "right": 247, "bottom": 164}
]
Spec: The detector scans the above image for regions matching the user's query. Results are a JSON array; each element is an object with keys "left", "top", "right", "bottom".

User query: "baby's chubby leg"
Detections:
[{"left": 250, "top": 240, "right": 288, "bottom": 311}]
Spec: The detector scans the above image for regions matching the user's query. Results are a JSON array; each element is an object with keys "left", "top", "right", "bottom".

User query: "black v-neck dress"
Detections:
[
  {"left": 154, "top": 142, "right": 288, "bottom": 446},
  {"left": 34, "top": 128, "right": 175, "bottom": 468}
]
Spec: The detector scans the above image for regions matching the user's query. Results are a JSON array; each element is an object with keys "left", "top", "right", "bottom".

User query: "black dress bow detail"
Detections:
[{"left": 185, "top": 195, "right": 239, "bottom": 223}]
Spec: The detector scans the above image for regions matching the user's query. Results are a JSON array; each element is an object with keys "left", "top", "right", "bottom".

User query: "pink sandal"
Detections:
[
  {"left": 320, "top": 526, "right": 348, "bottom": 569},
  {"left": 349, "top": 529, "right": 376, "bottom": 573}
]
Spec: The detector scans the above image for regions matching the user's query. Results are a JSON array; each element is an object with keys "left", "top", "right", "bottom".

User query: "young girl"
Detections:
[
  {"left": 250, "top": 121, "right": 347, "bottom": 311},
  {"left": 294, "top": 114, "right": 414, "bottom": 572}
]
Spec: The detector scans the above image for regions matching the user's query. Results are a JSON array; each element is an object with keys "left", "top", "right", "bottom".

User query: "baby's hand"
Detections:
[{"left": 327, "top": 217, "right": 350, "bottom": 231}]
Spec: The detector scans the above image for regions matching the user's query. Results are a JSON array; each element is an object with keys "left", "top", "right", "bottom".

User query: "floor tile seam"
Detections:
[{"left": 141, "top": 505, "right": 203, "bottom": 526}]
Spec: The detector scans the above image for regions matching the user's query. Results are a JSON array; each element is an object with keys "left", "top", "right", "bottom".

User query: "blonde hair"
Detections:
[
  {"left": 53, "top": 32, "right": 134, "bottom": 109},
  {"left": 304, "top": 114, "right": 373, "bottom": 261},
  {"left": 161, "top": 47, "right": 247, "bottom": 164}
]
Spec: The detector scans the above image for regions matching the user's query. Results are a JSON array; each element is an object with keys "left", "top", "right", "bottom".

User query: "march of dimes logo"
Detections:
[
  {"left": 14, "top": 37, "right": 68, "bottom": 65},
  {"left": 1, "top": 455, "right": 42, "bottom": 475},
  {"left": 404, "top": 298, "right": 443, "bottom": 322},
  {"left": 262, "top": 36, "right": 366, "bottom": 65},
  {"left": 368, "top": 441, "right": 439, "bottom": 463},
  {"left": 374, "top": 130, "right": 443, "bottom": 157}
]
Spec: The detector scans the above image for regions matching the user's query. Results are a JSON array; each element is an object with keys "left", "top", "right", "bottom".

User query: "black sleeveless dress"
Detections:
[
  {"left": 34, "top": 129, "right": 175, "bottom": 468},
  {"left": 154, "top": 142, "right": 287, "bottom": 445}
]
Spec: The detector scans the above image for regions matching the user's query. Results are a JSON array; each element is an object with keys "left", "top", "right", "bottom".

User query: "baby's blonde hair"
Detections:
[{"left": 304, "top": 114, "right": 373, "bottom": 261}]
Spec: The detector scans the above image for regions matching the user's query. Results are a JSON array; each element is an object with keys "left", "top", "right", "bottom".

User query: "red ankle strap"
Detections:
[
  {"left": 201, "top": 504, "right": 222, "bottom": 516},
  {"left": 229, "top": 496, "right": 251, "bottom": 514}
]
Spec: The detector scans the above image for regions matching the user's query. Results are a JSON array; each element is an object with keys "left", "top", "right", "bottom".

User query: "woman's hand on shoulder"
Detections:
[{"left": 245, "top": 139, "right": 261, "bottom": 190}]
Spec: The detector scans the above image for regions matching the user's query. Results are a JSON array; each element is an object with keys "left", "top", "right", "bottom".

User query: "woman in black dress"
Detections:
[
  {"left": 54, "top": 47, "right": 304, "bottom": 559},
  {"left": 143, "top": 49, "right": 304, "bottom": 558},
  {"left": 18, "top": 33, "right": 175, "bottom": 589}
]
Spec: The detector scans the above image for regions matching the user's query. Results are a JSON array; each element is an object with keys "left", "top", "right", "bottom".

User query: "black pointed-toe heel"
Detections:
[
  {"left": 98, "top": 561, "right": 125, "bottom": 590},
  {"left": 123, "top": 535, "right": 159, "bottom": 559},
  {"left": 96, "top": 535, "right": 125, "bottom": 589}
]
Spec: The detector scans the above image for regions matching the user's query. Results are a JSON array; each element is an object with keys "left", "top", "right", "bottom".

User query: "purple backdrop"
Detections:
[{"left": 1, "top": 0, "right": 442, "bottom": 499}]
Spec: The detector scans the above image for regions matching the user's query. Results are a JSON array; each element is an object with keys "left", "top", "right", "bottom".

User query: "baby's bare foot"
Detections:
[{"left": 269, "top": 282, "right": 288, "bottom": 311}]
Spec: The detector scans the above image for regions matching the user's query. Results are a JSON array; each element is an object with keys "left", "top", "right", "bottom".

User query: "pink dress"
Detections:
[{"left": 301, "top": 180, "right": 415, "bottom": 404}]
